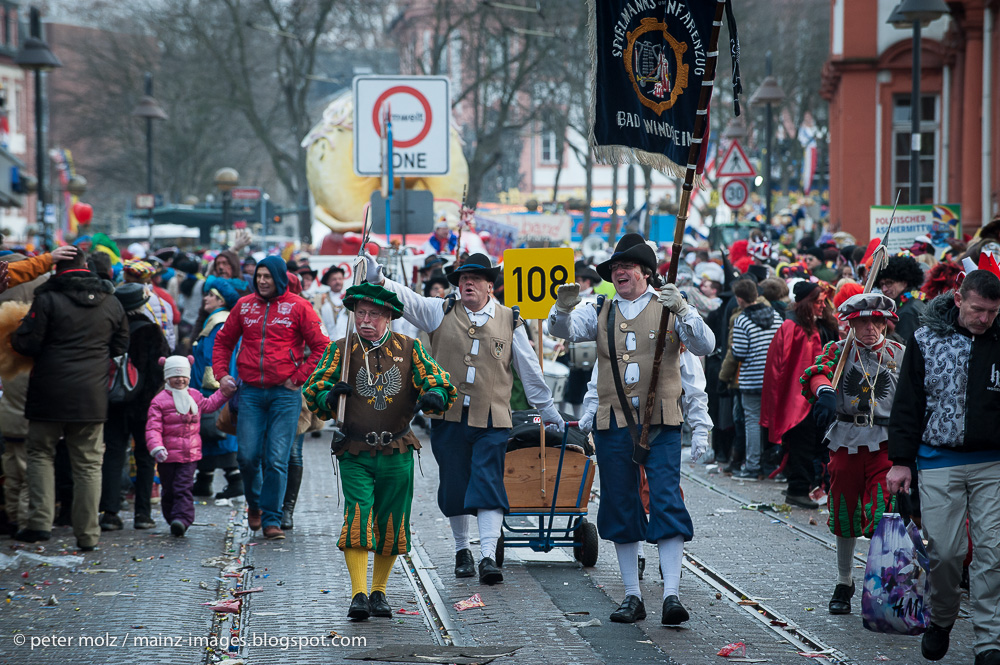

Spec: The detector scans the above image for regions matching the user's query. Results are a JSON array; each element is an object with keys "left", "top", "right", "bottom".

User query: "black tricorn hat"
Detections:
[
  {"left": 596, "top": 233, "right": 657, "bottom": 282},
  {"left": 446, "top": 252, "right": 500, "bottom": 286}
]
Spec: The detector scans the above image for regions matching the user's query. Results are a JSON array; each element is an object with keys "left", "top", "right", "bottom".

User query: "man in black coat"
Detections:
[{"left": 12, "top": 248, "right": 129, "bottom": 551}]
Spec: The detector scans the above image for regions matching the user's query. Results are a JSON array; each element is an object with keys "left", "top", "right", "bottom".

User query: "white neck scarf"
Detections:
[{"left": 166, "top": 386, "right": 198, "bottom": 415}]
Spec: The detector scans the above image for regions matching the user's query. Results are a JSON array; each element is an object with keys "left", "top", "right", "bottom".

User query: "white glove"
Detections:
[
  {"left": 657, "top": 283, "right": 690, "bottom": 317},
  {"left": 151, "top": 447, "right": 169, "bottom": 464},
  {"left": 578, "top": 415, "right": 594, "bottom": 436},
  {"left": 555, "top": 283, "right": 582, "bottom": 314},
  {"left": 539, "top": 405, "right": 565, "bottom": 435},
  {"left": 363, "top": 252, "right": 384, "bottom": 284},
  {"left": 690, "top": 432, "right": 708, "bottom": 462}
]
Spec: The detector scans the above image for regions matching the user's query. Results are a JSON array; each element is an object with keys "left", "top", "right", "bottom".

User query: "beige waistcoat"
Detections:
[
  {"left": 429, "top": 300, "right": 519, "bottom": 428},
  {"left": 595, "top": 298, "right": 683, "bottom": 430}
]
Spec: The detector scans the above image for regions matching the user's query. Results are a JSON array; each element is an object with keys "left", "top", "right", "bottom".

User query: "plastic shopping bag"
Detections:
[{"left": 861, "top": 512, "right": 931, "bottom": 635}]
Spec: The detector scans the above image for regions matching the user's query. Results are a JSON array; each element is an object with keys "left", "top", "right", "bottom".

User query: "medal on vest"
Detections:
[{"left": 492, "top": 338, "right": 505, "bottom": 358}]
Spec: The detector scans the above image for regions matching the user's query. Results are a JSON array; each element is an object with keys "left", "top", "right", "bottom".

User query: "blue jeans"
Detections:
[
  {"left": 236, "top": 385, "right": 301, "bottom": 528},
  {"left": 740, "top": 390, "right": 763, "bottom": 471}
]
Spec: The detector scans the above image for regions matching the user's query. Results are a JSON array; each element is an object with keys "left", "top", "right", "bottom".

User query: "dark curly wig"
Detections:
[{"left": 877, "top": 255, "right": 925, "bottom": 290}]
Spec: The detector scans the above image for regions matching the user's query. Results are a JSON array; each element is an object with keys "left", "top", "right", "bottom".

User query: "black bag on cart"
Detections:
[{"left": 506, "top": 409, "right": 594, "bottom": 456}]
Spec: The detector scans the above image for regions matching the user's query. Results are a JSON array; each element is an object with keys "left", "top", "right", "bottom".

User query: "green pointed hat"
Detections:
[{"left": 343, "top": 282, "right": 405, "bottom": 319}]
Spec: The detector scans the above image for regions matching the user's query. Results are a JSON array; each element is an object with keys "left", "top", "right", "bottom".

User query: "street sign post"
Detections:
[
  {"left": 353, "top": 76, "right": 450, "bottom": 177},
  {"left": 716, "top": 140, "right": 756, "bottom": 178},
  {"left": 721, "top": 179, "right": 749, "bottom": 209}
]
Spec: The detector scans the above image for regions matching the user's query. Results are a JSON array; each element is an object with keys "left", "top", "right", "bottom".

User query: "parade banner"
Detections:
[
  {"left": 869, "top": 204, "right": 961, "bottom": 255},
  {"left": 588, "top": 0, "right": 719, "bottom": 176}
]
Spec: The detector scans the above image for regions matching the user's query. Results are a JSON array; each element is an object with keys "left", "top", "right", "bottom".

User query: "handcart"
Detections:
[{"left": 496, "top": 421, "right": 599, "bottom": 567}]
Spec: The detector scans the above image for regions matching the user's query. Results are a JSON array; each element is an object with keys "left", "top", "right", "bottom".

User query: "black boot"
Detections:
[
  {"left": 192, "top": 472, "right": 215, "bottom": 498},
  {"left": 215, "top": 469, "right": 244, "bottom": 500},
  {"left": 281, "top": 465, "right": 303, "bottom": 530}
]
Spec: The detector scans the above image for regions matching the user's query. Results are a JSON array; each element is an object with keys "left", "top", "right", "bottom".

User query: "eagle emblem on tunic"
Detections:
[
  {"left": 844, "top": 366, "right": 891, "bottom": 412},
  {"left": 356, "top": 365, "right": 402, "bottom": 411}
]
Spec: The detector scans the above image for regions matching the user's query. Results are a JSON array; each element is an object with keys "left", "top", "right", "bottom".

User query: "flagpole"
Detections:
[{"left": 635, "top": 0, "right": 729, "bottom": 463}]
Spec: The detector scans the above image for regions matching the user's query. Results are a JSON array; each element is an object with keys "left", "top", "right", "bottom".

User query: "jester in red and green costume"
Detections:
[{"left": 800, "top": 292, "right": 905, "bottom": 617}]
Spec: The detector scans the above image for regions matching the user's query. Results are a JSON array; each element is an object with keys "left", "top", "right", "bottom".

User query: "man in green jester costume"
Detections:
[
  {"left": 799, "top": 293, "right": 904, "bottom": 617},
  {"left": 304, "top": 282, "right": 456, "bottom": 621}
]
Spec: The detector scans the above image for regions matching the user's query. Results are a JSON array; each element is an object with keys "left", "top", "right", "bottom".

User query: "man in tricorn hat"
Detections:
[
  {"left": 365, "top": 251, "right": 565, "bottom": 586},
  {"left": 800, "top": 292, "right": 905, "bottom": 617},
  {"left": 548, "top": 233, "right": 715, "bottom": 625},
  {"left": 303, "top": 282, "right": 456, "bottom": 621}
]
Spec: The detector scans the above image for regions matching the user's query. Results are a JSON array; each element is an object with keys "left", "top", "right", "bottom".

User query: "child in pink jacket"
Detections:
[{"left": 147, "top": 356, "right": 232, "bottom": 536}]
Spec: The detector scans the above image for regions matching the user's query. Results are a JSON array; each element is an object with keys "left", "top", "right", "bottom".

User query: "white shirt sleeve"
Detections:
[
  {"left": 511, "top": 324, "right": 559, "bottom": 422},
  {"left": 676, "top": 308, "right": 716, "bottom": 357},
  {"left": 547, "top": 301, "right": 599, "bottom": 342},
  {"left": 380, "top": 277, "right": 446, "bottom": 333},
  {"left": 580, "top": 364, "right": 599, "bottom": 428},
  {"left": 679, "top": 350, "right": 712, "bottom": 436}
]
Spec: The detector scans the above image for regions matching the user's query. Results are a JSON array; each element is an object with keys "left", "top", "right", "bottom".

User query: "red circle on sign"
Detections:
[
  {"left": 372, "top": 86, "right": 433, "bottom": 149},
  {"left": 722, "top": 179, "right": 749, "bottom": 209}
]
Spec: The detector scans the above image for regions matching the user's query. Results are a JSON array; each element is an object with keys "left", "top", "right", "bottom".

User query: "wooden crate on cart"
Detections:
[{"left": 503, "top": 447, "right": 595, "bottom": 512}]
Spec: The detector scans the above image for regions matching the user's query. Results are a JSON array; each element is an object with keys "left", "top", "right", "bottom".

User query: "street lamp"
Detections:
[
  {"left": 721, "top": 117, "right": 748, "bottom": 142},
  {"left": 748, "top": 58, "right": 785, "bottom": 225},
  {"left": 214, "top": 167, "right": 239, "bottom": 232},
  {"left": 888, "top": 0, "right": 949, "bottom": 205},
  {"left": 131, "top": 72, "right": 168, "bottom": 243},
  {"left": 15, "top": 7, "right": 62, "bottom": 251}
]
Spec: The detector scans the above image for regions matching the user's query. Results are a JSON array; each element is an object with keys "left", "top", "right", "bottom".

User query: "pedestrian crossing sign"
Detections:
[{"left": 716, "top": 140, "right": 756, "bottom": 178}]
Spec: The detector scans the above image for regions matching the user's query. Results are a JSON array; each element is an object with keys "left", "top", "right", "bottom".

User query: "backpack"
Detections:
[{"left": 107, "top": 319, "right": 153, "bottom": 404}]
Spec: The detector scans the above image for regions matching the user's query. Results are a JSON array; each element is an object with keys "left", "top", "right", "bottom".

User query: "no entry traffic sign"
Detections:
[{"left": 353, "top": 76, "right": 450, "bottom": 177}]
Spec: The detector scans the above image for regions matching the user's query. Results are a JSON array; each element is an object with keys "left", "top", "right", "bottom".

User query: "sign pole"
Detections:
[
  {"left": 384, "top": 106, "right": 394, "bottom": 244},
  {"left": 537, "top": 318, "right": 546, "bottom": 501}
]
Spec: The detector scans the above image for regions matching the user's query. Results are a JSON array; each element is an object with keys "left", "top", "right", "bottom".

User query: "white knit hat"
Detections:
[{"left": 162, "top": 355, "right": 193, "bottom": 379}]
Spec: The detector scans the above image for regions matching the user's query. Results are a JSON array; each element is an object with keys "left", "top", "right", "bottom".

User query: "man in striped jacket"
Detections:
[{"left": 730, "top": 279, "right": 783, "bottom": 480}]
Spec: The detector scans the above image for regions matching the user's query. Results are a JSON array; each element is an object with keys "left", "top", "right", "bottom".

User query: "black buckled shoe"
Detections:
[
  {"left": 14, "top": 528, "right": 51, "bottom": 543},
  {"left": 455, "top": 548, "right": 475, "bottom": 578},
  {"left": 661, "top": 595, "right": 690, "bottom": 625},
  {"left": 828, "top": 582, "right": 855, "bottom": 615},
  {"left": 975, "top": 649, "right": 1000, "bottom": 665},
  {"left": 369, "top": 590, "right": 392, "bottom": 618},
  {"left": 347, "top": 592, "right": 370, "bottom": 621},
  {"left": 478, "top": 557, "right": 503, "bottom": 585},
  {"left": 610, "top": 595, "right": 646, "bottom": 623},
  {"left": 921, "top": 622, "right": 952, "bottom": 661}
]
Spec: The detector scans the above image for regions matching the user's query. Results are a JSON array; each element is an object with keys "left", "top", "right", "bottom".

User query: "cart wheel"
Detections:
[
  {"left": 495, "top": 531, "right": 504, "bottom": 567},
  {"left": 574, "top": 519, "right": 599, "bottom": 567}
]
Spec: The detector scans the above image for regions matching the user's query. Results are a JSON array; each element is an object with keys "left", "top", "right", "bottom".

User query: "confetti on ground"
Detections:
[{"left": 453, "top": 593, "right": 485, "bottom": 611}]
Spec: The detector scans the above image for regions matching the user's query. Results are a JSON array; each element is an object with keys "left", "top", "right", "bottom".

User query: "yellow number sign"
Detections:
[{"left": 502, "top": 247, "right": 574, "bottom": 319}]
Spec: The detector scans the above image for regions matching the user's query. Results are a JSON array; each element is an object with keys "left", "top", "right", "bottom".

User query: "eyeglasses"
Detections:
[
  {"left": 355, "top": 310, "right": 386, "bottom": 322},
  {"left": 610, "top": 262, "right": 639, "bottom": 273}
]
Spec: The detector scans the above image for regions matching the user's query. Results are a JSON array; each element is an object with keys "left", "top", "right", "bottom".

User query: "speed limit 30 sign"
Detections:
[
  {"left": 722, "top": 179, "right": 749, "bottom": 209},
  {"left": 502, "top": 248, "right": 574, "bottom": 320}
]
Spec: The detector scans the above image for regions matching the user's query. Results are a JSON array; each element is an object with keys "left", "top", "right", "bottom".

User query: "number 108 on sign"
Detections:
[{"left": 502, "top": 247, "right": 574, "bottom": 319}]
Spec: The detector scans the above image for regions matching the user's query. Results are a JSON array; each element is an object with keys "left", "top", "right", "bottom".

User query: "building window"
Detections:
[
  {"left": 540, "top": 131, "right": 558, "bottom": 164},
  {"left": 892, "top": 95, "right": 937, "bottom": 204}
]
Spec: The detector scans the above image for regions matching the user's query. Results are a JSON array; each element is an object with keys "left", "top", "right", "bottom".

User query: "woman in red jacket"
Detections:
[{"left": 761, "top": 281, "right": 839, "bottom": 508}]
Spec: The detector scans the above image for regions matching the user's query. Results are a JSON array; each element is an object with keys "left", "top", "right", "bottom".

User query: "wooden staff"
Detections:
[
  {"left": 336, "top": 209, "right": 372, "bottom": 424},
  {"left": 636, "top": 0, "right": 729, "bottom": 463}
]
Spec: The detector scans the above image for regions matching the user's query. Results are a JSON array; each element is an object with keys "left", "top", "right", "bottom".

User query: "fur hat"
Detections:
[
  {"left": 878, "top": 254, "right": 925, "bottom": 290},
  {"left": 160, "top": 355, "right": 195, "bottom": 379}
]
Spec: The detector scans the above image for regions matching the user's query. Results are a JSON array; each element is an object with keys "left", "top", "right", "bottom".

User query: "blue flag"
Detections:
[{"left": 588, "top": 0, "right": 725, "bottom": 177}]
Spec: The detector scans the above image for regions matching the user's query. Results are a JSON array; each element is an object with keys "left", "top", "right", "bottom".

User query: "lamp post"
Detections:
[
  {"left": 131, "top": 72, "right": 168, "bottom": 244},
  {"left": 888, "top": 0, "right": 949, "bottom": 205},
  {"left": 15, "top": 7, "right": 62, "bottom": 251},
  {"left": 214, "top": 167, "right": 239, "bottom": 234},
  {"left": 748, "top": 53, "right": 785, "bottom": 226}
]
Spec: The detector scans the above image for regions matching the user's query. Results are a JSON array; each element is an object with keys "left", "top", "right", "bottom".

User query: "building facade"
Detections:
[{"left": 822, "top": 0, "right": 1000, "bottom": 242}]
